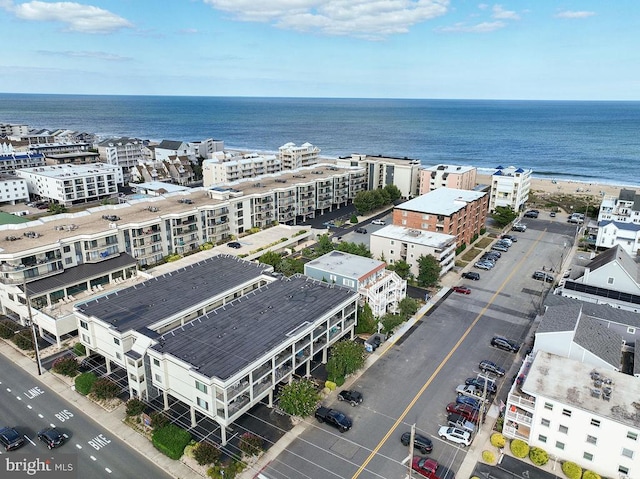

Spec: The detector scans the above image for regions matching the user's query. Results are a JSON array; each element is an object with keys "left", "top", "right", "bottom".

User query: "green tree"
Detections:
[
  {"left": 91, "top": 377, "right": 120, "bottom": 400},
  {"left": 193, "top": 441, "right": 220, "bottom": 465},
  {"left": 48, "top": 203, "right": 68, "bottom": 214},
  {"left": 279, "top": 258, "right": 304, "bottom": 276},
  {"left": 315, "top": 234, "right": 335, "bottom": 256},
  {"left": 326, "top": 341, "right": 366, "bottom": 382},
  {"left": 355, "top": 303, "right": 376, "bottom": 334},
  {"left": 372, "top": 189, "right": 385, "bottom": 209},
  {"left": 398, "top": 297, "right": 418, "bottom": 320},
  {"left": 383, "top": 184, "right": 402, "bottom": 202},
  {"left": 258, "top": 251, "right": 283, "bottom": 270},
  {"left": 52, "top": 356, "right": 78, "bottom": 376},
  {"left": 416, "top": 254, "right": 441, "bottom": 287},
  {"left": 278, "top": 379, "right": 319, "bottom": 417},
  {"left": 353, "top": 190, "right": 376, "bottom": 214},
  {"left": 380, "top": 313, "right": 404, "bottom": 335},
  {"left": 388, "top": 259, "right": 411, "bottom": 279},
  {"left": 125, "top": 398, "right": 146, "bottom": 416},
  {"left": 350, "top": 214, "right": 358, "bottom": 224},
  {"left": 238, "top": 432, "right": 263, "bottom": 457},
  {"left": 490, "top": 206, "right": 519, "bottom": 227},
  {"left": 336, "top": 241, "right": 373, "bottom": 258}
]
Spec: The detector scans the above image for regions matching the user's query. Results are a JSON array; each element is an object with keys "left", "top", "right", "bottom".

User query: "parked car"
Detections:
[
  {"left": 461, "top": 272, "right": 480, "bottom": 280},
  {"left": 455, "top": 395, "right": 481, "bottom": 410},
  {"left": 37, "top": 427, "right": 65, "bottom": 449},
  {"left": 491, "top": 244, "right": 508, "bottom": 252},
  {"left": 524, "top": 210, "right": 539, "bottom": 218},
  {"left": 501, "top": 234, "right": 517, "bottom": 242},
  {"left": 550, "top": 211, "right": 557, "bottom": 217},
  {"left": 446, "top": 402, "right": 480, "bottom": 423},
  {"left": 447, "top": 413, "right": 476, "bottom": 434},
  {"left": 452, "top": 286, "right": 471, "bottom": 295},
  {"left": 532, "top": 271, "right": 554, "bottom": 283},
  {"left": 411, "top": 457, "right": 455, "bottom": 479},
  {"left": 314, "top": 407, "right": 352, "bottom": 432},
  {"left": 323, "top": 221, "right": 336, "bottom": 227},
  {"left": 355, "top": 227, "right": 368, "bottom": 234},
  {"left": 512, "top": 223, "right": 527, "bottom": 232},
  {"left": 455, "top": 384, "right": 486, "bottom": 399},
  {"left": 227, "top": 241, "right": 242, "bottom": 249},
  {"left": 491, "top": 336, "right": 521, "bottom": 353},
  {"left": 484, "top": 250, "right": 501, "bottom": 258},
  {"left": 479, "top": 360, "right": 506, "bottom": 377},
  {"left": 337, "top": 390, "right": 363, "bottom": 407},
  {"left": 401, "top": 431, "right": 433, "bottom": 454},
  {"left": 474, "top": 261, "right": 492, "bottom": 270},
  {"left": 371, "top": 219, "right": 386, "bottom": 225},
  {"left": 465, "top": 377, "right": 497, "bottom": 394},
  {"left": 497, "top": 238, "right": 512, "bottom": 246},
  {"left": 0, "top": 427, "right": 25, "bottom": 451},
  {"left": 438, "top": 426, "right": 472, "bottom": 447}
]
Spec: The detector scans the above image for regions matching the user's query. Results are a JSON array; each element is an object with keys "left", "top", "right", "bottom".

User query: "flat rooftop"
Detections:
[
  {"left": 395, "top": 187, "right": 486, "bottom": 215},
  {"left": 523, "top": 351, "right": 640, "bottom": 429},
  {"left": 151, "top": 275, "right": 357, "bottom": 380},
  {"left": 423, "top": 164, "right": 476, "bottom": 173},
  {"left": 372, "top": 225, "right": 456, "bottom": 247},
  {"left": 306, "top": 251, "right": 384, "bottom": 280},
  {"left": 75, "top": 255, "right": 272, "bottom": 333},
  {"left": 18, "top": 163, "right": 119, "bottom": 178}
]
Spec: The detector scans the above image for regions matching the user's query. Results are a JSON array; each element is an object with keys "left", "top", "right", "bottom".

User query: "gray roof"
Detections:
[
  {"left": 394, "top": 187, "right": 486, "bottom": 216},
  {"left": 305, "top": 251, "right": 383, "bottom": 280},
  {"left": 585, "top": 245, "right": 639, "bottom": 282},
  {"left": 573, "top": 315, "right": 623, "bottom": 369},
  {"left": 151, "top": 275, "right": 357, "bottom": 381},
  {"left": 75, "top": 255, "right": 272, "bottom": 333},
  {"left": 544, "top": 294, "right": 640, "bottom": 328},
  {"left": 25, "top": 253, "right": 136, "bottom": 296},
  {"left": 536, "top": 304, "right": 581, "bottom": 334},
  {"left": 597, "top": 219, "right": 640, "bottom": 232},
  {"left": 97, "top": 137, "right": 141, "bottom": 146},
  {"left": 157, "top": 140, "right": 184, "bottom": 150},
  {"left": 618, "top": 188, "right": 638, "bottom": 203}
]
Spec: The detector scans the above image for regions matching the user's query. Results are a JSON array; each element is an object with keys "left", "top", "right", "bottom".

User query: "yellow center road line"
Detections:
[{"left": 351, "top": 229, "right": 546, "bottom": 478}]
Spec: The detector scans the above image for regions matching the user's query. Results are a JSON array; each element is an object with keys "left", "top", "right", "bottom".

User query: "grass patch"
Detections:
[{"left": 461, "top": 247, "right": 482, "bottom": 262}]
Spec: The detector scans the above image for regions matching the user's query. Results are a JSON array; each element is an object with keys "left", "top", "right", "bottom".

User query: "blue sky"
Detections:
[{"left": 0, "top": 0, "right": 637, "bottom": 100}]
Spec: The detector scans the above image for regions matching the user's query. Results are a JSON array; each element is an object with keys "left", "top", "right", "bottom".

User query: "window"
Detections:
[
  {"left": 627, "top": 431, "right": 638, "bottom": 441},
  {"left": 196, "top": 397, "right": 209, "bottom": 410},
  {"left": 559, "top": 425, "right": 569, "bottom": 434},
  {"left": 154, "top": 373, "right": 162, "bottom": 383},
  {"left": 115, "top": 352, "right": 121, "bottom": 360},
  {"left": 556, "top": 441, "right": 565, "bottom": 450},
  {"left": 390, "top": 240, "right": 394, "bottom": 245},
  {"left": 329, "top": 274, "right": 337, "bottom": 282},
  {"left": 401, "top": 219, "right": 406, "bottom": 225},
  {"left": 622, "top": 448, "right": 634, "bottom": 459},
  {"left": 538, "top": 435, "right": 547, "bottom": 443},
  {"left": 541, "top": 418, "right": 550, "bottom": 427},
  {"left": 590, "top": 419, "right": 601, "bottom": 427},
  {"left": 80, "top": 320, "right": 88, "bottom": 330},
  {"left": 195, "top": 381, "right": 208, "bottom": 394},
  {"left": 607, "top": 277, "right": 614, "bottom": 285},
  {"left": 153, "top": 358, "right": 160, "bottom": 367},
  {"left": 619, "top": 466, "right": 629, "bottom": 475},
  {"left": 81, "top": 334, "right": 90, "bottom": 344},
  {"left": 562, "top": 408, "right": 572, "bottom": 417},
  {"left": 342, "top": 279, "right": 355, "bottom": 288},
  {"left": 583, "top": 452, "right": 593, "bottom": 461},
  {"left": 586, "top": 435, "right": 597, "bottom": 445},
  {"left": 544, "top": 402, "right": 553, "bottom": 410},
  {"left": 628, "top": 326, "right": 636, "bottom": 334}
]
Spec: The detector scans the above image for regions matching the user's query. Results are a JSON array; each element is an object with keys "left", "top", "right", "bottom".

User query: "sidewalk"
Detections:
[{"left": 0, "top": 340, "right": 197, "bottom": 479}]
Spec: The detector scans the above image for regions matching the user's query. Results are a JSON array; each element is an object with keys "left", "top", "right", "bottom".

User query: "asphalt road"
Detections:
[
  {"left": 262, "top": 217, "right": 577, "bottom": 479},
  {"left": 0, "top": 358, "right": 173, "bottom": 479}
]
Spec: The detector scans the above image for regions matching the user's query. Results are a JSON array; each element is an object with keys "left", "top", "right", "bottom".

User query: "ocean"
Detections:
[{"left": 1, "top": 94, "right": 639, "bottom": 187}]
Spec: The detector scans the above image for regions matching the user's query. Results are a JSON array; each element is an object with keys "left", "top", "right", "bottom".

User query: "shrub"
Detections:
[
  {"left": 278, "top": 379, "right": 319, "bottom": 417},
  {"left": 75, "top": 372, "right": 97, "bottom": 395},
  {"left": 73, "top": 342, "right": 86, "bottom": 356},
  {"left": 334, "top": 376, "right": 345, "bottom": 387},
  {"left": 510, "top": 439, "right": 529, "bottom": 458},
  {"left": 150, "top": 411, "right": 170, "bottom": 430},
  {"left": 239, "top": 432, "right": 263, "bottom": 457},
  {"left": 0, "top": 319, "right": 17, "bottom": 339},
  {"left": 529, "top": 446, "right": 549, "bottom": 466},
  {"left": 325, "top": 381, "right": 336, "bottom": 391},
  {"left": 207, "top": 459, "right": 246, "bottom": 479},
  {"left": 490, "top": 432, "right": 506, "bottom": 448},
  {"left": 583, "top": 471, "right": 601, "bottom": 479},
  {"left": 193, "top": 441, "right": 220, "bottom": 465},
  {"left": 125, "top": 398, "right": 146, "bottom": 416},
  {"left": 561, "top": 461, "right": 582, "bottom": 479},
  {"left": 12, "top": 329, "right": 34, "bottom": 350},
  {"left": 482, "top": 450, "right": 495, "bottom": 463},
  {"left": 350, "top": 214, "right": 358, "bottom": 224},
  {"left": 52, "top": 356, "right": 78, "bottom": 376},
  {"left": 152, "top": 424, "right": 191, "bottom": 460},
  {"left": 91, "top": 377, "right": 120, "bottom": 400}
]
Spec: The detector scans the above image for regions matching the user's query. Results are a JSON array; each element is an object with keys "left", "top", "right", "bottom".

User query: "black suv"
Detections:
[
  {"left": 0, "top": 427, "right": 25, "bottom": 451},
  {"left": 479, "top": 360, "right": 506, "bottom": 377},
  {"left": 355, "top": 227, "right": 367, "bottom": 234},
  {"left": 491, "top": 336, "right": 520, "bottom": 353},
  {"left": 227, "top": 241, "right": 241, "bottom": 249},
  {"left": 462, "top": 271, "right": 480, "bottom": 280},
  {"left": 532, "top": 271, "right": 554, "bottom": 283},
  {"left": 337, "top": 390, "right": 363, "bottom": 406},
  {"left": 37, "top": 427, "right": 65, "bottom": 449},
  {"left": 465, "top": 377, "right": 497, "bottom": 394},
  {"left": 524, "top": 210, "right": 539, "bottom": 218},
  {"left": 400, "top": 431, "right": 433, "bottom": 454}
]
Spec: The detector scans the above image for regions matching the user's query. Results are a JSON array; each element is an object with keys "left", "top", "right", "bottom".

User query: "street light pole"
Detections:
[{"left": 23, "top": 279, "right": 42, "bottom": 375}]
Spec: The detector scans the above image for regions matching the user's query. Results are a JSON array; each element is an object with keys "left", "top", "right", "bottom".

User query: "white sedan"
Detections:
[
  {"left": 371, "top": 219, "right": 386, "bottom": 225},
  {"left": 438, "top": 426, "right": 471, "bottom": 446}
]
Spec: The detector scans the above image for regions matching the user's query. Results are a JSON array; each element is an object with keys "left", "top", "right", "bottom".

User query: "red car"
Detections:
[
  {"left": 452, "top": 286, "right": 471, "bottom": 295},
  {"left": 446, "top": 402, "right": 480, "bottom": 423}
]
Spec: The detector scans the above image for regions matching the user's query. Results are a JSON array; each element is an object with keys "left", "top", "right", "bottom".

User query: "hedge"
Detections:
[
  {"left": 583, "top": 471, "right": 601, "bottom": 479},
  {"left": 193, "top": 441, "right": 220, "bottom": 466},
  {"left": 510, "top": 439, "right": 530, "bottom": 458},
  {"left": 529, "top": 446, "right": 549, "bottom": 466},
  {"left": 490, "top": 433, "right": 506, "bottom": 448},
  {"left": 91, "top": 377, "right": 120, "bottom": 400},
  {"left": 52, "top": 356, "right": 78, "bottom": 376},
  {"left": 561, "top": 461, "right": 582, "bottom": 479},
  {"left": 73, "top": 342, "right": 86, "bottom": 356},
  {"left": 0, "top": 319, "right": 17, "bottom": 339},
  {"left": 12, "top": 329, "right": 33, "bottom": 350},
  {"left": 125, "top": 398, "right": 145, "bottom": 417},
  {"left": 152, "top": 424, "right": 191, "bottom": 460},
  {"left": 75, "top": 372, "right": 97, "bottom": 395}
]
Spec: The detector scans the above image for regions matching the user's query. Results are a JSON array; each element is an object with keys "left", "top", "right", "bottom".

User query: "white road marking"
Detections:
[
  {"left": 402, "top": 455, "right": 411, "bottom": 465},
  {"left": 105, "top": 468, "right": 112, "bottom": 474},
  {"left": 6, "top": 388, "right": 10, "bottom": 392},
  {"left": 16, "top": 396, "right": 21, "bottom": 401},
  {"left": 76, "top": 444, "right": 82, "bottom": 449},
  {"left": 24, "top": 435, "right": 36, "bottom": 446},
  {"left": 27, "top": 405, "right": 32, "bottom": 409},
  {"left": 38, "top": 414, "right": 44, "bottom": 418},
  {"left": 90, "top": 456, "right": 97, "bottom": 461}
]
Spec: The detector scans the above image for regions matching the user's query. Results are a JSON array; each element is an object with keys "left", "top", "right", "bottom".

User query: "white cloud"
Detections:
[
  {"left": 554, "top": 10, "right": 595, "bottom": 19},
  {"left": 436, "top": 20, "right": 505, "bottom": 33},
  {"left": 178, "top": 28, "right": 199, "bottom": 35},
  {"left": 203, "top": 0, "right": 450, "bottom": 39},
  {"left": 3, "top": 1, "right": 133, "bottom": 33},
  {"left": 491, "top": 4, "right": 519, "bottom": 20},
  {"left": 37, "top": 50, "right": 131, "bottom": 61}
]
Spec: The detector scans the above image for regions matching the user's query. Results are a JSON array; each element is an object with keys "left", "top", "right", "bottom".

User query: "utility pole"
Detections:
[
  {"left": 23, "top": 279, "right": 42, "bottom": 375},
  {"left": 408, "top": 423, "right": 415, "bottom": 478}
]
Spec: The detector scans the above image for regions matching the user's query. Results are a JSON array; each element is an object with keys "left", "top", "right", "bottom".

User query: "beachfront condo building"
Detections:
[
  {"left": 45, "top": 151, "right": 101, "bottom": 166},
  {"left": 278, "top": 142, "right": 320, "bottom": 170},
  {"left": 488, "top": 165, "right": 532, "bottom": 212},
  {"left": 153, "top": 140, "right": 198, "bottom": 163},
  {"left": 202, "top": 152, "right": 281, "bottom": 186},
  {"left": 0, "top": 147, "right": 45, "bottom": 174},
  {"left": 98, "top": 137, "right": 146, "bottom": 182},
  {"left": 0, "top": 175, "right": 29, "bottom": 205},
  {"left": 392, "top": 187, "right": 488, "bottom": 248},
  {"left": 0, "top": 123, "right": 29, "bottom": 138},
  {"left": 335, "top": 154, "right": 421, "bottom": 200},
  {"left": 596, "top": 188, "right": 640, "bottom": 257},
  {"left": 369, "top": 225, "right": 456, "bottom": 278},
  {"left": 418, "top": 164, "right": 477, "bottom": 195}
]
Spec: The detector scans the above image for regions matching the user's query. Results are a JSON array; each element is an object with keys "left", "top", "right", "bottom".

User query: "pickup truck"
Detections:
[
  {"left": 412, "top": 457, "right": 456, "bottom": 479},
  {"left": 314, "top": 406, "right": 352, "bottom": 432}
]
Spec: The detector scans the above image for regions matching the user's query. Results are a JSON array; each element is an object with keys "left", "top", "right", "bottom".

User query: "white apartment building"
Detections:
[
  {"left": 419, "top": 164, "right": 477, "bottom": 195},
  {"left": 0, "top": 147, "right": 46, "bottom": 174},
  {"left": 202, "top": 153, "right": 281, "bottom": 187},
  {"left": 0, "top": 123, "right": 29, "bottom": 138},
  {"left": 154, "top": 140, "right": 197, "bottom": 163},
  {"left": 505, "top": 351, "right": 639, "bottom": 479},
  {"left": 489, "top": 165, "right": 532, "bottom": 212},
  {"left": 0, "top": 175, "right": 29, "bottom": 204},
  {"left": 194, "top": 138, "right": 224, "bottom": 159},
  {"left": 370, "top": 225, "right": 456, "bottom": 277},
  {"left": 304, "top": 250, "right": 406, "bottom": 317},
  {"left": 28, "top": 142, "right": 91, "bottom": 157},
  {"left": 16, "top": 163, "right": 123, "bottom": 206},
  {"left": 336, "top": 154, "right": 421, "bottom": 199},
  {"left": 596, "top": 189, "right": 640, "bottom": 256},
  {"left": 97, "top": 137, "right": 145, "bottom": 182},
  {"left": 74, "top": 262, "right": 359, "bottom": 445},
  {"left": 278, "top": 142, "right": 320, "bottom": 170}
]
